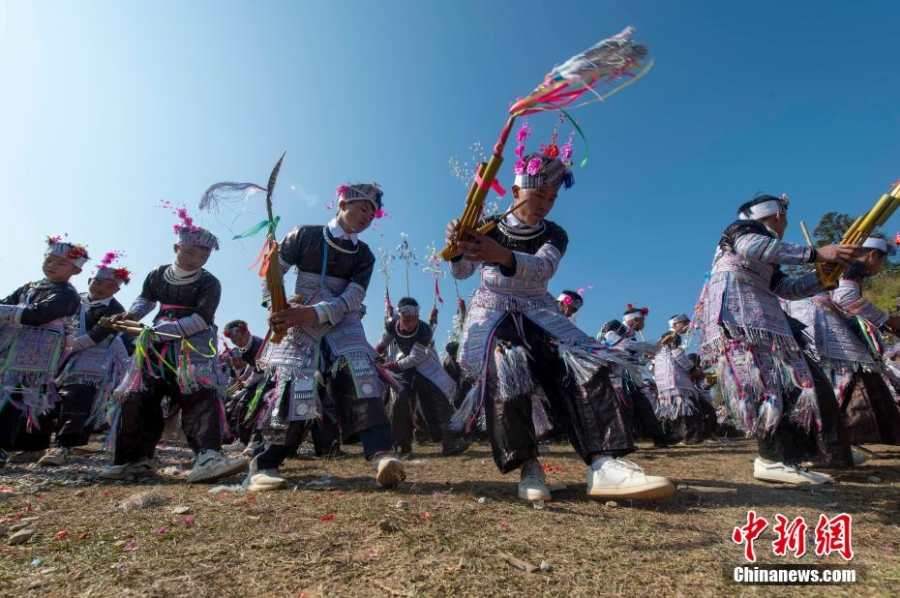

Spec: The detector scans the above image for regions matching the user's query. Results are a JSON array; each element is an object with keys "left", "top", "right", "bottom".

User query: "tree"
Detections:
[
  {"left": 809, "top": 211, "right": 898, "bottom": 312},
  {"left": 811, "top": 212, "right": 857, "bottom": 247}
]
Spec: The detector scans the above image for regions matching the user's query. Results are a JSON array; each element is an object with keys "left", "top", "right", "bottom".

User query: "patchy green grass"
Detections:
[{"left": 1, "top": 438, "right": 898, "bottom": 596}]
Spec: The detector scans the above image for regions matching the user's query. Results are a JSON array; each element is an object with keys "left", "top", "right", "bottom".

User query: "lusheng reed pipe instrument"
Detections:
[{"left": 814, "top": 180, "right": 900, "bottom": 289}]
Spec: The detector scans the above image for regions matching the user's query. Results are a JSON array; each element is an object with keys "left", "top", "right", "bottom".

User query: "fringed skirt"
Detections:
[{"left": 456, "top": 310, "right": 634, "bottom": 473}]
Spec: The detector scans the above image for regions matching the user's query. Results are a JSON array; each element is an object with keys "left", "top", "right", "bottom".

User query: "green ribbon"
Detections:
[
  {"left": 232, "top": 216, "right": 280, "bottom": 240},
  {"left": 559, "top": 109, "right": 589, "bottom": 167}
]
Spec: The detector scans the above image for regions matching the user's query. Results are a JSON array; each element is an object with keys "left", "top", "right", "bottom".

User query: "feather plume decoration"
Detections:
[
  {"left": 441, "top": 27, "right": 651, "bottom": 261},
  {"left": 510, "top": 26, "right": 652, "bottom": 116}
]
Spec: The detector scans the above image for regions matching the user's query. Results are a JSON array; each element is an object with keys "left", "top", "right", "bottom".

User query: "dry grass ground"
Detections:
[{"left": 0, "top": 437, "right": 898, "bottom": 597}]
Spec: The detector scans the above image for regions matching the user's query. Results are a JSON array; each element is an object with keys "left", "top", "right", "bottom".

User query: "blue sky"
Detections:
[{"left": 2, "top": 1, "right": 899, "bottom": 350}]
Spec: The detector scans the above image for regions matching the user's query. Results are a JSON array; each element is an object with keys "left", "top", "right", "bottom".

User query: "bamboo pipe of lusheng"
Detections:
[{"left": 98, "top": 317, "right": 181, "bottom": 339}]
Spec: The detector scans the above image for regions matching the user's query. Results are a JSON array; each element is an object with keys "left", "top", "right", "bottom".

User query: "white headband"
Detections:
[
  {"left": 604, "top": 330, "right": 624, "bottom": 344},
  {"left": 738, "top": 199, "right": 785, "bottom": 221},
  {"left": 668, "top": 314, "right": 690, "bottom": 328},
  {"left": 397, "top": 305, "right": 419, "bottom": 317},
  {"left": 862, "top": 237, "right": 896, "bottom": 256},
  {"left": 623, "top": 313, "right": 644, "bottom": 324}
]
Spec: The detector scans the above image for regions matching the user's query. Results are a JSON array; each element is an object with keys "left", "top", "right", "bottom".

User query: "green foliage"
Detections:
[
  {"left": 811, "top": 212, "right": 898, "bottom": 312},
  {"left": 811, "top": 212, "right": 856, "bottom": 247}
]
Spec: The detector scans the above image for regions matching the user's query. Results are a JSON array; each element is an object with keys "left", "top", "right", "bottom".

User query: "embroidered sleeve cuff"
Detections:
[
  {"left": 510, "top": 245, "right": 561, "bottom": 284},
  {"left": 808, "top": 247, "right": 818, "bottom": 264},
  {"left": 130, "top": 297, "right": 157, "bottom": 320},
  {"left": 314, "top": 304, "right": 329, "bottom": 325},
  {"left": 175, "top": 314, "right": 209, "bottom": 337},
  {"left": 449, "top": 258, "right": 477, "bottom": 280},
  {"left": 397, "top": 343, "right": 429, "bottom": 370},
  {"left": 799, "top": 271, "right": 823, "bottom": 298},
  {"left": 872, "top": 310, "right": 890, "bottom": 327},
  {"left": 152, "top": 320, "right": 183, "bottom": 339},
  {"left": 0, "top": 305, "right": 24, "bottom": 324}
]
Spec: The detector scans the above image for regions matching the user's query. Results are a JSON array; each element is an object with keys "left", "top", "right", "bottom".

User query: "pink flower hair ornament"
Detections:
[{"left": 334, "top": 183, "right": 386, "bottom": 219}]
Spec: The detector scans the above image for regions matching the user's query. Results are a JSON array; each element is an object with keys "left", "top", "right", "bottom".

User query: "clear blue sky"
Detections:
[{"left": 3, "top": 1, "right": 899, "bottom": 349}]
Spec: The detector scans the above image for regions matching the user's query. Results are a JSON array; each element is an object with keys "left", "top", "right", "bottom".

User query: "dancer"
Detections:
[
  {"left": 695, "top": 194, "right": 858, "bottom": 484},
  {"left": 447, "top": 149, "right": 674, "bottom": 502}
]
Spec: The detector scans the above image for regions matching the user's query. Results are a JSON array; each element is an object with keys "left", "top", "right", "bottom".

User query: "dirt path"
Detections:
[{"left": 0, "top": 438, "right": 897, "bottom": 596}]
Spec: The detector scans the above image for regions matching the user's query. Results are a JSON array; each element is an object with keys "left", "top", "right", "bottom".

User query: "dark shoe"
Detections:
[
  {"left": 652, "top": 435, "right": 676, "bottom": 449},
  {"left": 319, "top": 447, "right": 348, "bottom": 460},
  {"left": 441, "top": 438, "right": 470, "bottom": 457}
]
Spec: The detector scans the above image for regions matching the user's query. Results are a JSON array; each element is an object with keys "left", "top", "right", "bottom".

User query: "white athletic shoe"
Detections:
[
  {"left": 242, "top": 441, "right": 262, "bottom": 458},
  {"left": 221, "top": 440, "right": 246, "bottom": 453},
  {"left": 38, "top": 447, "right": 70, "bottom": 466},
  {"left": 244, "top": 469, "right": 289, "bottom": 492},
  {"left": 186, "top": 450, "right": 249, "bottom": 483},
  {"left": 753, "top": 458, "right": 833, "bottom": 485},
  {"left": 587, "top": 457, "right": 676, "bottom": 500},
  {"left": 100, "top": 457, "right": 158, "bottom": 480},
  {"left": 372, "top": 452, "right": 406, "bottom": 488},
  {"left": 518, "top": 459, "right": 551, "bottom": 501}
]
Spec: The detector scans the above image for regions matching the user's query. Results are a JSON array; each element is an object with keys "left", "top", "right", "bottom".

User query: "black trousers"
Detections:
[
  {"left": 758, "top": 354, "right": 852, "bottom": 466},
  {"left": 228, "top": 382, "right": 265, "bottom": 445},
  {"left": 256, "top": 354, "right": 391, "bottom": 471},
  {"left": 0, "top": 397, "right": 52, "bottom": 451},
  {"left": 623, "top": 376, "right": 665, "bottom": 441},
  {"left": 841, "top": 370, "right": 900, "bottom": 445},
  {"left": 53, "top": 384, "right": 98, "bottom": 448},
  {"left": 386, "top": 369, "right": 457, "bottom": 453},
  {"left": 114, "top": 372, "right": 222, "bottom": 465},
  {"left": 699, "top": 398, "right": 718, "bottom": 439},
  {"left": 802, "top": 357, "right": 854, "bottom": 467},
  {"left": 485, "top": 315, "right": 634, "bottom": 474},
  {"left": 662, "top": 408, "right": 704, "bottom": 444}
]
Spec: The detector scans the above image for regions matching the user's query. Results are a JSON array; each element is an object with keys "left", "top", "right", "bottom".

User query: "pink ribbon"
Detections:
[{"left": 473, "top": 172, "right": 506, "bottom": 197}]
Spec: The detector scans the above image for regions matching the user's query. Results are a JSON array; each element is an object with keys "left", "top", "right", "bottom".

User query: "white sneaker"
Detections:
[
  {"left": 38, "top": 447, "right": 70, "bottom": 466},
  {"left": 372, "top": 452, "right": 406, "bottom": 488},
  {"left": 222, "top": 440, "right": 246, "bottom": 453},
  {"left": 244, "top": 469, "right": 288, "bottom": 492},
  {"left": 587, "top": 457, "right": 676, "bottom": 500},
  {"left": 186, "top": 450, "right": 249, "bottom": 484},
  {"left": 851, "top": 450, "right": 866, "bottom": 466},
  {"left": 518, "top": 459, "right": 551, "bottom": 501},
  {"left": 99, "top": 457, "right": 157, "bottom": 480},
  {"left": 242, "top": 441, "right": 262, "bottom": 458},
  {"left": 753, "top": 458, "right": 833, "bottom": 485}
]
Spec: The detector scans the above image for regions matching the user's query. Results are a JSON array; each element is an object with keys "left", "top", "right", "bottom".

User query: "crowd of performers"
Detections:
[{"left": 3, "top": 152, "right": 900, "bottom": 502}]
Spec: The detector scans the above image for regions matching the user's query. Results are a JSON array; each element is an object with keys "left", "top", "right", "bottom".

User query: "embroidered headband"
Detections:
[
  {"left": 668, "top": 314, "right": 690, "bottom": 328},
  {"left": 45, "top": 235, "right": 89, "bottom": 268},
  {"left": 160, "top": 201, "right": 220, "bottom": 250},
  {"left": 623, "top": 303, "right": 649, "bottom": 323},
  {"left": 557, "top": 290, "right": 584, "bottom": 309},
  {"left": 336, "top": 183, "right": 385, "bottom": 218},
  {"left": 512, "top": 121, "right": 575, "bottom": 190},
  {"left": 93, "top": 251, "right": 130, "bottom": 284}
]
